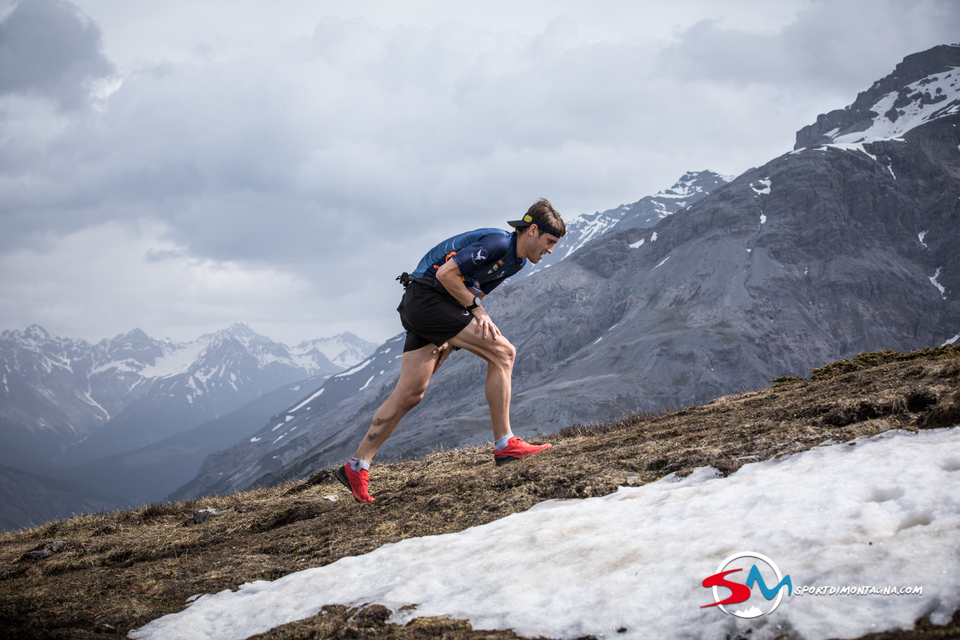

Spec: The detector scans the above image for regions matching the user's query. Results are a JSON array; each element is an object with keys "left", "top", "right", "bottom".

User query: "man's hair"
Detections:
[{"left": 525, "top": 198, "right": 566, "bottom": 237}]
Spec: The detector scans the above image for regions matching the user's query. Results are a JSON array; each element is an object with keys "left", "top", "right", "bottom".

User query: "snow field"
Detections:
[{"left": 129, "top": 427, "right": 960, "bottom": 640}]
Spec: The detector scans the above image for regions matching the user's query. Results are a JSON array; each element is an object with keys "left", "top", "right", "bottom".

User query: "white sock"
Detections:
[
  {"left": 495, "top": 434, "right": 513, "bottom": 451},
  {"left": 349, "top": 457, "right": 370, "bottom": 472}
]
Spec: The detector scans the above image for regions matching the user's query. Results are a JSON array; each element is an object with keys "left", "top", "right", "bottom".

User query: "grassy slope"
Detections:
[{"left": 1, "top": 347, "right": 959, "bottom": 640}]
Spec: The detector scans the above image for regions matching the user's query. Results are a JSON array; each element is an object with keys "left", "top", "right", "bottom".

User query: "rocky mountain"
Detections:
[
  {"left": 0, "top": 323, "right": 378, "bottom": 529},
  {"left": 795, "top": 44, "right": 960, "bottom": 149},
  {"left": 526, "top": 170, "right": 730, "bottom": 276},
  {"left": 0, "top": 322, "right": 377, "bottom": 470},
  {"left": 60, "top": 322, "right": 346, "bottom": 466},
  {"left": 174, "top": 44, "right": 960, "bottom": 500},
  {"left": 0, "top": 325, "right": 169, "bottom": 470}
]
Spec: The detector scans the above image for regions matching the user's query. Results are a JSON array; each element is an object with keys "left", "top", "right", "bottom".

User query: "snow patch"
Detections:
[
  {"left": 751, "top": 179, "right": 771, "bottom": 196},
  {"left": 335, "top": 358, "right": 372, "bottom": 378},
  {"left": 930, "top": 267, "right": 947, "bottom": 299},
  {"left": 81, "top": 390, "right": 110, "bottom": 419},
  {"left": 130, "top": 428, "right": 960, "bottom": 640},
  {"left": 557, "top": 212, "right": 622, "bottom": 260},
  {"left": 829, "top": 70, "right": 960, "bottom": 145},
  {"left": 290, "top": 388, "right": 324, "bottom": 413}
]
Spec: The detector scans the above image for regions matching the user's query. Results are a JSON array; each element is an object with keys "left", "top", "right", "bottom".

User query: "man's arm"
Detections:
[{"left": 435, "top": 260, "right": 499, "bottom": 340}]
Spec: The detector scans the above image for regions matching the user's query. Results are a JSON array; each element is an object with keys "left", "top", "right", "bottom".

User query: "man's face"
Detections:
[{"left": 526, "top": 227, "right": 559, "bottom": 263}]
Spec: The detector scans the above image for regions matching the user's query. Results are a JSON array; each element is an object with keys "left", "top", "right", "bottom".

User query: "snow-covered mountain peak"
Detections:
[
  {"left": 652, "top": 170, "right": 733, "bottom": 202},
  {"left": 0, "top": 323, "right": 376, "bottom": 464},
  {"left": 22, "top": 324, "right": 51, "bottom": 342},
  {"left": 292, "top": 332, "right": 378, "bottom": 368},
  {"left": 525, "top": 170, "right": 730, "bottom": 276},
  {"left": 224, "top": 321, "right": 263, "bottom": 344},
  {"left": 200, "top": 321, "right": 262, "bottom": 344},
  {"left": 796, "top": 44, "right": 960, "bottom": 149},
  {"left": 829, "top": 70, "right": 959, "bottom": 145}
]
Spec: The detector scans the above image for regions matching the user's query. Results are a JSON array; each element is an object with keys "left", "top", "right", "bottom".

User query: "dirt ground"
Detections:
[{"left": 1, "top": 346, "right": 958, "bottom": 640}]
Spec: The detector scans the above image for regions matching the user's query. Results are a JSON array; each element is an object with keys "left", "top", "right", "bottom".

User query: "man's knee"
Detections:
[
  {"left": 398, "top": 388, "right": 426, "bottom": 411},
  {"left": 493, "top": 339, "right": 516, "bottom": 369}
]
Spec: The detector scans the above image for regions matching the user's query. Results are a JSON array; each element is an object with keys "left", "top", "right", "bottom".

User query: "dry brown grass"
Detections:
[{"left": 1, "top": 346, "right": 959, "bottom": 640}]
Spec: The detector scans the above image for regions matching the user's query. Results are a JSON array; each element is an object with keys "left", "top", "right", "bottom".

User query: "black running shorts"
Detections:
[{"left": 398, "top": 281, "right": 474, "bottom": 352}]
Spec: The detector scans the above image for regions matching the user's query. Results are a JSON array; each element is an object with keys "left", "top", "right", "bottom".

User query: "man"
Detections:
[{"left": 335, "top": 198, "right": 566, "bottom": 502}]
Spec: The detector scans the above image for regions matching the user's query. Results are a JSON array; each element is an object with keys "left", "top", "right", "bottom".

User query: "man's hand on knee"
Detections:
[
  {"left": 432, "top": 342, "right": 454, "bottom": 372},
  {"left": 472, "top": 309, "right": 501, "bottom": 340}
]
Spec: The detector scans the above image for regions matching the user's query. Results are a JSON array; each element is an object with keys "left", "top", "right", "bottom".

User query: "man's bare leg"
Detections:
[
  {"left": 338, "top": 343, "right": 443, "bottom": 502},
  {"left": 448, "top": 317, "right": 517, "bottom": 440},
  {"left": 352, "top": 342, "right": 441, "bottom": 463},
  {"left": 449, "top": 317, "right": 551, "bottom": 464}
]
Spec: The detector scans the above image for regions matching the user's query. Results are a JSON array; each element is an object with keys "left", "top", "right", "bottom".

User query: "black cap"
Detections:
[{"left": 507, "top": 214, "right": 562, "bottom": 238}]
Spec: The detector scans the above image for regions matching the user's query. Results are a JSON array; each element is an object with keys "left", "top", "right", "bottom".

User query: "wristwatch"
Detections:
[{"left": 466, "top": 296, "right": 481, "bottom": 310}]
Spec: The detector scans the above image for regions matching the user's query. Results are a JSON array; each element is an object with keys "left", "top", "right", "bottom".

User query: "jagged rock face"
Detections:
[
  {"left": 795, "top": 44, "right": 960, "bottom": 149},
  {"left": 175, "top": 45, "right": 960, "bottom": 500}
]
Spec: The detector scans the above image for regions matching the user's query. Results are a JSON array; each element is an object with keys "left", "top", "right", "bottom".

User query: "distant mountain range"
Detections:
[
  {"left": 0, "top": 323, "right": 376, "bottom": 529},
  {"left": 171, "top": 44, "right": 960, "bottom": 501}
]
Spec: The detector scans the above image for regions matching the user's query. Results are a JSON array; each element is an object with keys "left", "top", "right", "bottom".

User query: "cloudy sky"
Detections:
[{"left": 0, "top": 0, "right": 956, "bottom": 347}]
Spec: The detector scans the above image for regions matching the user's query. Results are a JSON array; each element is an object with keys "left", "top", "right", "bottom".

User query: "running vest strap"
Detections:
[{"left": 408, "top": 229, "right": 526, "bottom": 296}]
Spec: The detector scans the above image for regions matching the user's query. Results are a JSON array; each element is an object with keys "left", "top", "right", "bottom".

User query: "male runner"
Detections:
[{"left": 336, "top": 198, "right": 566, "bottom": 502}]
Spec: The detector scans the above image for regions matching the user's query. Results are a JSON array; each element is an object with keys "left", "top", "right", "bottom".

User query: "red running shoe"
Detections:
[
  {"left": 494, "top": 437, "right": 552, "bottom": 467},
  {"left": 335, "top": 464, "right": 375, "bottom": 503}
]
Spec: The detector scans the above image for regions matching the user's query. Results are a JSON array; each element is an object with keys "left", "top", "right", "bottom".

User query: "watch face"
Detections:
[{"left": 473, "top": 296, "right": 482, "bottom": 307}]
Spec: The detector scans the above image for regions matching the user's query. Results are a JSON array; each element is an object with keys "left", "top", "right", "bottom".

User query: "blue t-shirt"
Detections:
[{"left": 410, "top": 228, "right": 526, "bottom": 295}]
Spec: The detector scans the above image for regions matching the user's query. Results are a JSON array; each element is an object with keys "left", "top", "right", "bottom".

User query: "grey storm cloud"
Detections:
[
  {"left": 0, "top": 0, "right": 113, "bottom": 109},
  {"left": 660, "top": 0, "right": 960, "bottom": 94}
]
